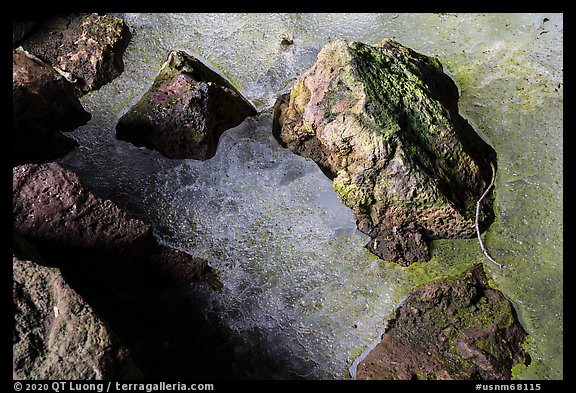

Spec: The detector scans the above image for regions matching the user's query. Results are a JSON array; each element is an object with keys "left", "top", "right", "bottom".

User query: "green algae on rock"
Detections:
[
  {"left": 273, "top": 39, "right": 497, "bottom": 266},
  {"left": 355, "top": 264, "right": 530, "bottom": 380},
  {"left": 116, "top": 50, "right": 257, "bottom": 160}
]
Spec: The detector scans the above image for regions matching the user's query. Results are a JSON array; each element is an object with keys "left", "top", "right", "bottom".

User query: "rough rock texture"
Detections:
[
  {"left": 273, "top": 39, "right": 497, "bottom": 265},
  {"left": 116, "top": 50, "right": 257, "bottom": 160},
  {"left": 355, "top": 264, "right": 530, "bottom": 380},
  {"left": 12, "top": 49, "right": 90, "bottom": 165},
  {"left": 12, "top": 162, "right": 215, "bottom": 282},
  {"left": 13, "top": 161, "right": 223, "bottom": 378},
  {"left": 13, "top": 161, "right": 150, "bottom": 249},
  {"left": 13, "top": 239, "right": 142, "bottom": 380},
  {"left": 22, "top": 13, "right": 130, "bottom": 95}
]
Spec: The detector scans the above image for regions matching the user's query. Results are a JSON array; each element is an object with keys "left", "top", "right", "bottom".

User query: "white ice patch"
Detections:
[{"left": 143, "top": 114, "right": 399, "bottom": 378}]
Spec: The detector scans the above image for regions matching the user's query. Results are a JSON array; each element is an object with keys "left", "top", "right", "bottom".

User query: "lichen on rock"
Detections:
[
  {"left": 273, "top": 39, "right": 498, "bottom": 265},
  {"left": 115, "top": 50, "right": 257, "bottom": 160},
  {"left": 355, "top": 264, "right": 530, "bottom": 380}
]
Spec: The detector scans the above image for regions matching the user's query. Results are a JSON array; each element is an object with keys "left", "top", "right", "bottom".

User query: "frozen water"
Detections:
[
  {"left": 58, "top": 13, "right": 562, "bottom": 379},
  {"left": 142, "top": 114, "right": 402, "bottom": 378}
]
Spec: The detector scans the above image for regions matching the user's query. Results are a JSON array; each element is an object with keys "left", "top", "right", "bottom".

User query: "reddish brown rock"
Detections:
[
  {"left": 12, "top": 49, "right": 90, "bottom": 165},
  {"left": 13, "top": 161, "right": 151, "bottom": 250},
  {"left": 116, "top": 50, "right": 257, "bottom": 160},
  {"left": 13, "top": 161, "right": 222, "bottom": 378},
  {"left": 13, "top": 20, "right": 42, "bottom": 47},
  {"left": 12, "top": 161, "right": 219, "bottom": 301},
  {"left": 21, "top": 13, "right": 130, "bottom": 95},
  {"left": 355, "top": 264, "right": 530, "bottom": 380},
  {"left": 12, "top": 161, "right": 215, "bottom": 283}
]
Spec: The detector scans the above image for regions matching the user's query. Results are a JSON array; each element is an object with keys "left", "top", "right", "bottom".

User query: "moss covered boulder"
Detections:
[
  {"left": 21, "top": 13, "right": 131, "bottom": 95},
  {"left": 273, "top": 39, "right": 497, "bottom": 265},
  {"left": 355, "top": 264, "right": 530, "bottom": 380},
  {"left": 116, "top": 50, "right": 257, "bottom": 160}
]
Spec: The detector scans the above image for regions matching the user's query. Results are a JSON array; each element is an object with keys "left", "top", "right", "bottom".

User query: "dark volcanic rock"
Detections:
[
  {"left": 22, "top": 13, "right": 130, "bottom": 95},
  {"left": 13, "top": 240, "right": 142, "bottom": 380},
  {"left": 355, "top": 264, "right": 530, "bottom": 380},
  {"left": 12, "top": 49, "right": 90, "bottom": 165},
  {"left": 116, "top": 50, "right": 257, "bottom": 160},
  {"left": 273, "top": 39, "right": 497, "bottom": 265},
  {"left": 13, "top": 161, "right": 224, "bottom": 378}
]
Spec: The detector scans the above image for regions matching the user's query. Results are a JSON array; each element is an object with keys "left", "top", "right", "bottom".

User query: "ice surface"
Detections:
[
  {"left": 58, "top": 13, "right": 563, "bottom": 379},
  {"left": 141, "top": 114, "right": 405, "bottom": 378}
]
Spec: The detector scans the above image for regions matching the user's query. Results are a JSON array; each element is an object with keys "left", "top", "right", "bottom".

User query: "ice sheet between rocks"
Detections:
[{"left": 59, "top": 13, "right": 563, "bottom": 379}]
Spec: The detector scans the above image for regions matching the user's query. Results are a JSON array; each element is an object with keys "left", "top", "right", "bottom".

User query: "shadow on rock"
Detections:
[{"left": 13, "top": 161, "right": 307, "bottom": 379}]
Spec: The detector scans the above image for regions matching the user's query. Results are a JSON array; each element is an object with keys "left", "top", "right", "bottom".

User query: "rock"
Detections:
[
  {"left": 13, "top": 161, "right": 226, "bottom": 379},
  {"left": 21, "top": 13, "right": 130, "bottom": 95},
  {"left": 273, "top": 39, "right": 497, "bottom": 265},
  {"left": 355, "top": 264, "right": 530, "bottom": 380},
  {"left": 116, "top": 50, "right": 257, "bottom": 160},
  {"left": 13, "top": 161, "right": 152, "bottom": 251},
  {"left": 13, "top": 241, "right": 142, "bottom": 379},
  {"left": 12, "top": 161, "right": 220, "bottom": 295},
  {"left": 12, "top": 49, "right": 90, "bottom": 165},
  {"left": 12, "top": 161, "right": 216, "bottom": 287},
  {"left": 150, "top": 247, "right": 223, "bottom": 290}
]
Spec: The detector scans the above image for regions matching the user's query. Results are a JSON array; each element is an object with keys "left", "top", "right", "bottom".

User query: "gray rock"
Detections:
[
  {"left": 273, "top": 39, "right": 497, "bottom": 265},
  {"left": 116, "top": 50, "right": 257, "bottom": 160},
  {"left": 13, "top": 241, "right": 142, "bottom": 380}
]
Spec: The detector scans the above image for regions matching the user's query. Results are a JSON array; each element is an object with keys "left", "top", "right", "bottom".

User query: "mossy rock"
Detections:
[
  {"left": 273, "top": 39, "right": 497, "bottom": 265},
  {"left": 116, "top": 50, "right": 257, "bottom": 160},
  {"left": 355, "top": 264, "right": 530, "bottom": 380}
]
